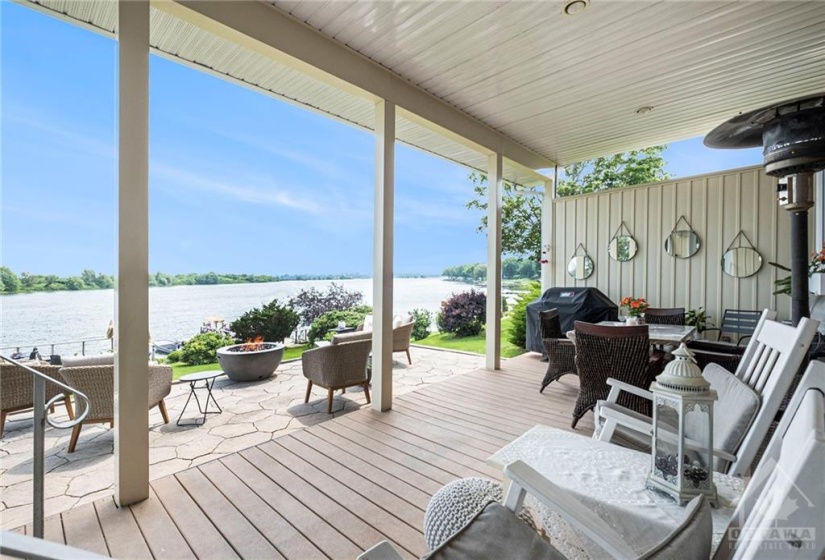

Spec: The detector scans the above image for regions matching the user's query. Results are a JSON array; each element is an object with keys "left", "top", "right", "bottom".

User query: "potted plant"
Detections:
[
  {"left": 620, "top": 296, "right": 648, "bottom": 325},
  {"left": 686, "top": 307, "right": 712, "bottom": 335}
]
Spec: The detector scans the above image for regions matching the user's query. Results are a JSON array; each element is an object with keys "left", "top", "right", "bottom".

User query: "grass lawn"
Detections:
[
  {"left": 413, "top": 316, "right": 526, "bottom": 358},
  {"left": 169, "top": 345, "right": 308, "bottom": 380}
]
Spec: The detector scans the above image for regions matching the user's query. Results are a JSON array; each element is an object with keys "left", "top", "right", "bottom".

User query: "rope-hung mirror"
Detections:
[
  {"left": 664, "top": 216, "right": 701, "bottom": 259},
  {"left": 722, "top": 231, "right": 762, "bottom": 278},
  {"left": 608, "top": 222, "right": 638, "bottom": 262},
  {"left": 567, "top": 244, "right": 594, "bottom": 280}
]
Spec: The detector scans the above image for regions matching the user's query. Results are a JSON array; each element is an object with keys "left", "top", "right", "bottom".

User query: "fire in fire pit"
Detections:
[{"left": 232, "top": 336, "right": 268, "bottom": 353}]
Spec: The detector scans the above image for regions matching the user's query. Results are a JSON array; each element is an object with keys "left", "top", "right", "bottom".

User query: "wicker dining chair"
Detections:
[
  {"left": 643, "top": 307, "right": 686, "bottom": 325},
  {"left": 302, "top": 339, "right": 372, "bottom": 414},
  {"left": 571, "top": 321, "right": 656, "bottom": 428},
  {"left": 538, "top": 309, "right": 577, "bottom": 392}
]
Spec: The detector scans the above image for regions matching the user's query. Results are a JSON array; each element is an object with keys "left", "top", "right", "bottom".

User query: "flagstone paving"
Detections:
[{"left": 0, "top": 346, "right": 485, "bottom": 529}]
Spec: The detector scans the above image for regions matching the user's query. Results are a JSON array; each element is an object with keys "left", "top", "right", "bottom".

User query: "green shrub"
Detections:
[
  {"left": 230, "top": 299, "right": 300, "bottom": 343},
  {"left": 508, "top": 281, "right": 542, "bottom": 348},
  {"left": 166, "top": 349, "right": 182, "bottom": 363},
  {"left": 410, "top": 308, "right": 433, "bottom": 341},
  {"left": 179, "top": 332, "right": 235, "bottom": 365},
  {"left": 308, "top": 306, "right": 372, "bottom": 344},
  {"left": 436, "top": 290, "right": 487, "bottom": 337}
]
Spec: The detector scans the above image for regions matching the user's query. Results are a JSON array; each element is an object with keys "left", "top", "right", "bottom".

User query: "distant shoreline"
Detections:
[{"left": 0, "top": 272, "right": 438, "bottom": 296}]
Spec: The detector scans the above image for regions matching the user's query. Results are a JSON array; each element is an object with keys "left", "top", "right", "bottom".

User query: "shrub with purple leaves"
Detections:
[{"left": 436, "top": 290, "right": 487, "bottom": 337}]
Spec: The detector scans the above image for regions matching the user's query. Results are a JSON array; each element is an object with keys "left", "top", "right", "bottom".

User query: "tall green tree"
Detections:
[
  {"left": 467, "top": 146, "right": 668, "bottom": 260},
  {"left": 0, "top": 267, "right": 21, "bottom": 293}
]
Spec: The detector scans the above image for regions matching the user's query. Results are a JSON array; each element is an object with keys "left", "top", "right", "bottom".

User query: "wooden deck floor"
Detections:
[{"left": 13, "top": 353, "right": 593, "bottom": 559}]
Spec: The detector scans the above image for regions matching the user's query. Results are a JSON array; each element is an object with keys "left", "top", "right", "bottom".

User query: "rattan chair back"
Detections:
[
  {"left": 571, "top": 321, "right": 652, "bottom": 428},
  {"left": 538, "top": 309, "right": 563, "bottom": 339},
  {"left": 644, "top": 307, "right": 686, "bottom": 325}
]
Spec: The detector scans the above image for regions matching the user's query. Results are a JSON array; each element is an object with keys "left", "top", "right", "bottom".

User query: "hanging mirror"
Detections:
[
  {"left": 567, "top": 243, "right": 594, "bottom": 280},
  {"left": 608, "top": 222, "right": 638, "bottom": 262},
  {"left": 665, "top": 216, "right": 701, "bottom": 259},
  {"left": 722, "top": 231, "right": 762, "bottom": 278}
]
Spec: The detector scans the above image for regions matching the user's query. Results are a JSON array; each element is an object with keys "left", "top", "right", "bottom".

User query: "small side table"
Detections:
[{"left": 177, "top": 370, "right": 224, "bottom": 426}]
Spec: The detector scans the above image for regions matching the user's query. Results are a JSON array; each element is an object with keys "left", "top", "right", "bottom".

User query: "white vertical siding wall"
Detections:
[{"left": 551, "top": 165, "right": 815, "bottom": 324}]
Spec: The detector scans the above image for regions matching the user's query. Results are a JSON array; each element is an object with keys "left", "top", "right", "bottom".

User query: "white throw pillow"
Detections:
[
  {"left": 392, "top": 315, "right": 404, "bottom": 328},
  {"left": 362, "top": 314, "right": 373, "bottom": 332}
]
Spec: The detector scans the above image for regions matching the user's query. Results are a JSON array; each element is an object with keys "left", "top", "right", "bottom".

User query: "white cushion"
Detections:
[
  {"left": 703, "top": 363, "right": 760, "bottom": 465},
  {"left": 61, "top": 353, "right": 115, "bottom": 367},
  {"left": 362, "top": 314, "right": 373, "bottom": 332},
  {"left": 392, "top": 315, "right": 404, "bottom": 328}
]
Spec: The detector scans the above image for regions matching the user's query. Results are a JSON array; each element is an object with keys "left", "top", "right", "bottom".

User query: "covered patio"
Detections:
[{"left": 3, "top": 0, "right": 824, "bottom": 558}]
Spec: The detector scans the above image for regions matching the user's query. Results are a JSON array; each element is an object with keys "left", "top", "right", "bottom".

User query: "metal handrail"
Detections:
[
  {"left": 1, "top": 337, "right": 113, "bottom": 357},
  {"left": 0, "top": 355, "right": 91, "bottom": 539}
]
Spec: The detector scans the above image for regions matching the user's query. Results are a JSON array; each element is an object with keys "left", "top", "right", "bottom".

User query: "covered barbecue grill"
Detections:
[{"left": 526, "top": 287, "right": 618, "bottom": 353}]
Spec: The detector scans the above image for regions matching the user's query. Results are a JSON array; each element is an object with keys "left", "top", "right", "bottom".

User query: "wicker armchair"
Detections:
[
  {"left": 58, "top": 365, "right": 172, "bottom": 452},
  {"left": 538, "top": 309, "right": 577, "bottom": 392},
  {"left": 331, "top": 320, "right": 415, "bottom": 364},
  {"left": 302, "top": 339, "right": 372, "bottom": 414},
  {"left": 1, "top": 363, "right": 74, "bottom": 437},
  {"left": 571, "top": 322, "right": 656, "bottom": 429},
  {"left": 644, "top": 307, "right": 685, "bottom": 325}
]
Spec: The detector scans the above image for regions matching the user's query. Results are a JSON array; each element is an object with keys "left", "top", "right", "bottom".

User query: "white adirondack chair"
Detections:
[
  {"left": 595, "top": 312, "right": 818, "bottom": 477},
  {"left": 714, "top": 360, "right": 825, "bottom": 559}
]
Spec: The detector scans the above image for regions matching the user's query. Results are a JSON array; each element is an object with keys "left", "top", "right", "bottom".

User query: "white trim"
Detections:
[
  {"left": 540, "top": 179, "right": 553, "bottom": 293},
  {"left": 114, "top": 0, "right": 150, "bottom": 506}
]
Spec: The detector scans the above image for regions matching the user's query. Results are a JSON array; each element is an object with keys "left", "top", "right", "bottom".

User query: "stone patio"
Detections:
[{"left": 0, "top": 346, "right": 484, "bottom": 530}]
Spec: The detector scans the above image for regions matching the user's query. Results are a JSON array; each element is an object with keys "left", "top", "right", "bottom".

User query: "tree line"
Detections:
[
  {"left": 0, "top": 267, "right": 372, "bottom": 294},
  {"left": 443, "top": 258, "right": 540, "bottom": 282}
]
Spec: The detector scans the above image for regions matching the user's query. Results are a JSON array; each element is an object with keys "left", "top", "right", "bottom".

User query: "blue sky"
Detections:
[{"left": 1, "top": 3, "right": 763, "bottom": 277}]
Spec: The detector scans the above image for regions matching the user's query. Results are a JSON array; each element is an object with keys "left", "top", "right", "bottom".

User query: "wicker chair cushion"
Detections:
[{"left": 61, "top": 354, "right": 114, "bottom": 367}]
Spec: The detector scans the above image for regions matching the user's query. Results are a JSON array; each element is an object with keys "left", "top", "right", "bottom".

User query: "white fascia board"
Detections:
[{"left": 156, "top": 0, "right": 556, "bottom": 172}]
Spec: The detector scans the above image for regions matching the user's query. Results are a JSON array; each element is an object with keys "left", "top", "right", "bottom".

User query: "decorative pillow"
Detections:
[
  {"left": 639, "top": 495, "right": 711, "bottom": 559},
  {"left": 392, "top": 315, "right": 404, "bottom": 328},
  {"left": 362, "top": 314, "right": 373, "bottom": 332}
]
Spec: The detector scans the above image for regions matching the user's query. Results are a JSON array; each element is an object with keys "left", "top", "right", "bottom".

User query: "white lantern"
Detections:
[{"left": 646, "top": 343, "right": 717, "bottom": 505}]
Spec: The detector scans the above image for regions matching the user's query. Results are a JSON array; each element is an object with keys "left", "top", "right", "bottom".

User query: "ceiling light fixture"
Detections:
[
  {"left": 635, "top": 106, "right": 654, "bottom": 115},
  {"left": 563, "top": 0, "right": 588, "bottom": 16}
]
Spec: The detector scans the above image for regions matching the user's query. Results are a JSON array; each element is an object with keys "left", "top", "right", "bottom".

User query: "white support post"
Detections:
[
  {"left": 114, "top": 0, "right": 150, "bottom": 507},
  {"left": 486, "top": 153, "right": 503, "bottom": 370},
  {"left": 814, "top": 171, "right": 825, "bottom": 296},
  {"left": 372, "top": 100, "right": 395, "bottom": 411},
  {"left": 540, "top": 179, "right": 554, "bottom": 293}
]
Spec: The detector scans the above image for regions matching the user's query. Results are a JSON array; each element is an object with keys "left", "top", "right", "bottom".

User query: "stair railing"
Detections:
[{"left": 0, "top": 355, "right": 90, "bottom": 538}]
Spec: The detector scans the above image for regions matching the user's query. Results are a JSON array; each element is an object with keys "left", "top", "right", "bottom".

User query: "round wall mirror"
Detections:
[
  {"left": 664, "top": 231, "right": 701, "bottom": 259},
  {"left": 722, "top": 247, "right": 762, "bottom": 278},
  {"left": 567, "top": 255, "right": 594, "bottom": 279},
  {"left": 609, "top": 236, "right": 638, "bottom": 262}
]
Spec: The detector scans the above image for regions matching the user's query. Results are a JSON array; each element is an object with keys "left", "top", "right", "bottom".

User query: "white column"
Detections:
[
  {"left": 814, "top": 171, "right": 825, "bottom": 295},
  {"left": 540, "top": 179, "right": 554, "bottom": 293},
  {"left": 486, "top": 153, "right": 503, "bottom": 370},
  {"left": 114, "top": 0, "right": 150, "bottom": 507},
  {"left": 372, "top": 100, "right": 395, "bottom": 411}
]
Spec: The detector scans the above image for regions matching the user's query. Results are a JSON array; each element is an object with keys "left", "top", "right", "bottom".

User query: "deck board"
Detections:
[{"left": 35, "top": 353, "right": 594, "bottom": 559}]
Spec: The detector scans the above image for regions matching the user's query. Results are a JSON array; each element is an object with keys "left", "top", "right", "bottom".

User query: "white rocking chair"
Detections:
[{"left": 595, "top": 312, "right": 818, "bottom": 477}]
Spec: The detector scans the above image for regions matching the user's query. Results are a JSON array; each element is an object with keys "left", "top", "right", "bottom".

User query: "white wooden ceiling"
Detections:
[{"left": 21, "top": 0, "right": 825, "bottom": 177}]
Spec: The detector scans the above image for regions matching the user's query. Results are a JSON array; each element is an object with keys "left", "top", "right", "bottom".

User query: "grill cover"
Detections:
[{"left": 526, "top": 287, "right": 618, "bottom": 352}]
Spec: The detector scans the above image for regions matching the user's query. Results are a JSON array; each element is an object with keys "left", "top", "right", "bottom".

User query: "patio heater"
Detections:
[{"left": 705, "top": 94, "right": 825, "bottom": 325}]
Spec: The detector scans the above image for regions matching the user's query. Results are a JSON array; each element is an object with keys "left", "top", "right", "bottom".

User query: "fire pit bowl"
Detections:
[{"left": 217, "top": 342, "right": 285, "bottom": 382}]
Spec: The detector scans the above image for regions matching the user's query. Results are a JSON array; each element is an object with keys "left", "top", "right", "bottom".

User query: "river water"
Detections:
[{"left": 0, "top": 278, "right": 479, "bottom": 355}]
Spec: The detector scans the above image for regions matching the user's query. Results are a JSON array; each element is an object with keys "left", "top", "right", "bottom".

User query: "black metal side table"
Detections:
[{"left": 176, "top": 370, "right": 225, "bottom": 426}]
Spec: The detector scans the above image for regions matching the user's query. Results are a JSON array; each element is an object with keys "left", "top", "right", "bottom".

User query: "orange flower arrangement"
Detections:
[{"left": 620, "top": 296, "right": 648, "bottom": 318}]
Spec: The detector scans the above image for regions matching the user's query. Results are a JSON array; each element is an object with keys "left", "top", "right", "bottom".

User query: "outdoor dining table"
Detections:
[
  {"left": 488, "top": 425, "right": 743, "bottom": 559},
  {"left": 566, "top": 322, "right": 697, "bottom": 347}
]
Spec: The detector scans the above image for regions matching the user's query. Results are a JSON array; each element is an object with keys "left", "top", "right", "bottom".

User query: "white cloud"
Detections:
[{"left": 152, "top": 163, "right": 322, "bottom": 214}]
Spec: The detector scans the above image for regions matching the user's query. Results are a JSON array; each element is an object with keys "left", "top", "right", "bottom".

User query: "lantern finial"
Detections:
[{"left": 654, "top": 343, "right": 711, "bottom": 393}]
